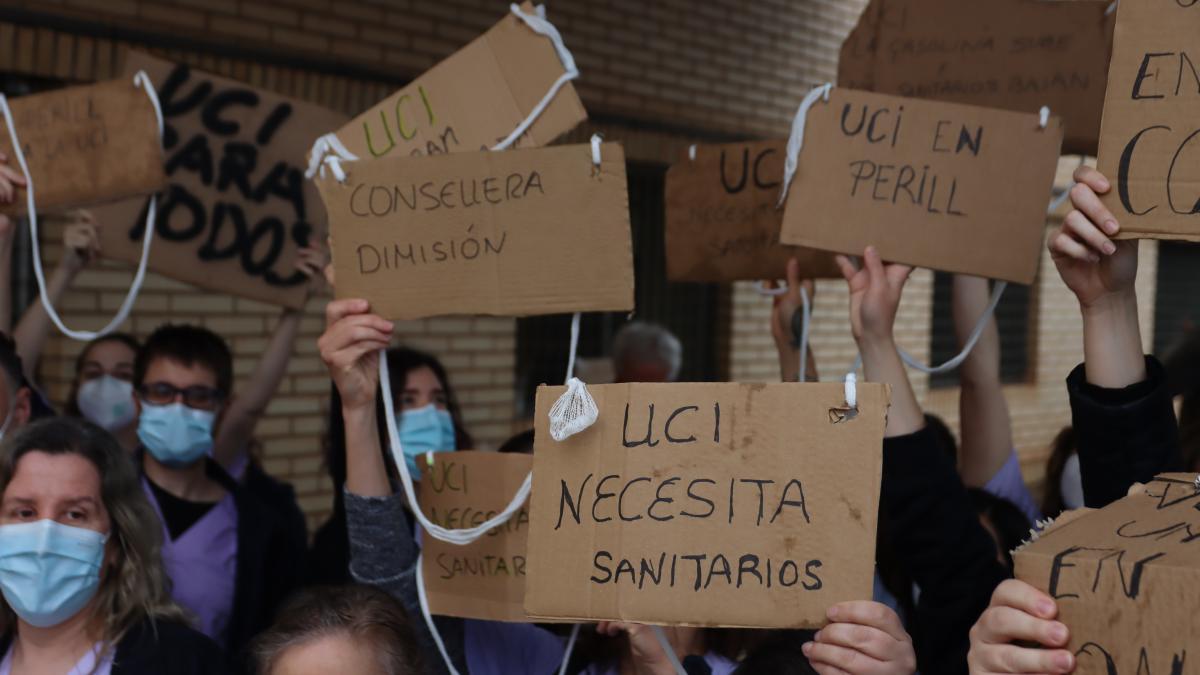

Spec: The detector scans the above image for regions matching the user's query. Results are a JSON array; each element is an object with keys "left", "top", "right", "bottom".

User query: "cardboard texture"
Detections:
[
  {"left": 664, "top": 141, "right": 841, "bottom": 282},
  {"left": 419, "top": 452, "right": 534, "bottom": 622},
  {"left": 525, "top": 382, "right": 889, "bottom": 628},
  {"left": 839, "top": 0, "right": 1113, "bottom": 155},
  {"left": 0, "top": 78, "right": 166, "bottom": 216},
  {"left": 331, "top": 3, "right": 586, "bottom": 160},
  {"left": 92, "top": 51, "right": 347, "bottom": 309},
  {"left": 1095, "top": 0, "right": 1200, "bottom": 242},
  {"left": 1014, "top": 474, "right": 1200, "bottom": 674},
  {"left": 779, "top": 89, "right": 1063, "bottom": 284},
  {"left": 318, "top": 141, "right": 634, "bottom": 320}
]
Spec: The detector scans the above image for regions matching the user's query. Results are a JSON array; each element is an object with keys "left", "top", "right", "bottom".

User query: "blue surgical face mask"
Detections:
[
  {"left": 398, "top": 404, "right": 456, "bottom": 478},
  {"left": 0, "top": 519, "right": 107, "bottom": 628},
  {"left": 138, "top": 402, "right": 215, "bottom": 468}
]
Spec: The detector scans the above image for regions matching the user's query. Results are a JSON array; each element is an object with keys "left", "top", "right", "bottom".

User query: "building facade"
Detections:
[{"left": 0, "top": 0, "right": 1164, "bottom": 529}]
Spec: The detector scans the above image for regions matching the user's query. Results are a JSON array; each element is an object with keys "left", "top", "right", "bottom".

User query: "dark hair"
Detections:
[
  {"left": 968, "top": 488, "right": 1032, "bottom": 570},
  {"left": 0, "top": 418, "right": 184, "bottom": 643},
  {"left": 924, "top": 413, "right": 958, "bottom": 460},
  {"left": 497, "top": 429, "right": 534, "bottom": 455},
  {"left": 1041, "top": 426, "right": 1077, "bottom": 519},
  {"left": 252, "top": 585, "right": 422, "bottom": 675},
  {"left": 135, "top": 325, "right": 232, "bottom": 396},
  {"left": 310, "top": 348, "right": 472, "bottom": 586},
  {"left": 0, "top": 332, "right": 24, "bottom": 397},
  {"left": 65, "top": 333, "right": 141, "bottom": 418}
]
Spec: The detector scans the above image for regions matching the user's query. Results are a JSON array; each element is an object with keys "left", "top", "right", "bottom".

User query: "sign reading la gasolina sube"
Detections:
[{"left": 525, "top": 382, "right": 890, "bottom": 628}]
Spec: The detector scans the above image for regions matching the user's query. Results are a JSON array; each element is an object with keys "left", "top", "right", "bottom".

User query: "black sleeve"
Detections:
[
  {"left": 881, "top": 425, "right": 1009, "bottom": 675},
  {"left": 1067, "top": 356, "right": 1183, "bottom": 508},
  {"left": 113, "top": 618, "right": 230, "bottom": 675}
]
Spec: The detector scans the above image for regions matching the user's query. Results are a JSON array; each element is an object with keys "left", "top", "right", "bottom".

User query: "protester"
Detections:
[
  {"left": 319, "top": 299, "right": 566, "bottom": 674},
  {"left": 768, "top": 258, "right": 819, "bottom": 382},
  {"left": 967, "top": 166, "right": 1184, "bottom": 674},
  {"left": 612, "top": 321, "right": 682, "bottom": 383},
  {"left": 308, "top": 346, "right": 474, "bottom": 586},
  {"left": 0, "top": 417, "right": 225, "bottom": 673},
  {"left": 1039, "top": 426, "right": 1081, "bottom": 519},
  {"left": 0, "top": 334, "right": 34, "bottom": 439},
  {"left": 134, "top": 324, "right": 304, "bottom": 664},
  {"left": 252, "top": 585, "right": 422, "bottom": 675},
  {"left": 64, "top": 333, "right": 141, "bottom": 448},
  {"left": 578, "top": 623, "right": 738, "bottom": 675}
]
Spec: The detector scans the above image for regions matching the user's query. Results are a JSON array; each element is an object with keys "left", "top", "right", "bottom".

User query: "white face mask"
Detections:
[
  {"left": 76, "top": 375, "right": 137, "bottom": 431},
  {"left": 1060, "top": 452, "right": 1085, "bottom": 511}
]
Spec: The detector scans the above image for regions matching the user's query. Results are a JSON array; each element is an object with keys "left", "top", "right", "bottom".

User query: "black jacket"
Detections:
[
  {"left": 881, "top": 425, "right": 1009, "bottom": 675},
  {"left": 1067, "top": 356, "right": 1184, "bottom": 508},
  {"left": 142, "top": 458, "right": 304, "bottom": 667},
  {"left": 1, "top": 618, "right": 228, "bottom": 674}
]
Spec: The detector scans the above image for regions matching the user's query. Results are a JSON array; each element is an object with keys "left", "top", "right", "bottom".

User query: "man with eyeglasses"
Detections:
[{"left": 133, "top": 324, "right": 301, "bottom": 666}]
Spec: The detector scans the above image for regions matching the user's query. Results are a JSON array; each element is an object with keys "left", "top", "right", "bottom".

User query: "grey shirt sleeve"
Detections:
[{"left": 344, "top": 488, "right": 468, "bottom": 675}]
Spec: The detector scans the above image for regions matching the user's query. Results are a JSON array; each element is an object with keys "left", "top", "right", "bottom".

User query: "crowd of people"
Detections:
[{"left": 0, "top": 145, "right": 1192, "bottom": 675}]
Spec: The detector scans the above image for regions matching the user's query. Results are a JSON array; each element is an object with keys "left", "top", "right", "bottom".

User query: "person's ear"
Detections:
[{"left": 12, "top": 387, "right": 32, "bottom": 428}]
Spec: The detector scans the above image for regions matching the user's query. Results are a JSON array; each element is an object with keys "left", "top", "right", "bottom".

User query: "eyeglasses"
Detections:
[{"left": 139, "top": 382, "right": 224, "bottom": 411}]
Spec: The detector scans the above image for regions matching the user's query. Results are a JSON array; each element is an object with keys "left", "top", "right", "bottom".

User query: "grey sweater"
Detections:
[{"left": 345, "top": 489, "right": 468, "bottom": 675}]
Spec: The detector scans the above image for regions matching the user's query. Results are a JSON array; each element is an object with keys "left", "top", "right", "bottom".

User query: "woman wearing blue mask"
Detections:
[
  {"left": 309, "top": 347, "right": 473, "bottom": 586},
  {"left": 0, "top": 417, "right": 225, "bottom": 674}
]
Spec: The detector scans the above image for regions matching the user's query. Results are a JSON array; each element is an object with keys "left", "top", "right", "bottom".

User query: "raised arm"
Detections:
[
  {"left": 14, "top": 211, "right": 99, "bottom": 380},
  {"left": 1050, "top": 165, "right": 1180, "bottom": 507},
  {"left": 836, "top": 246, "right": 922, "bottom": 437},
  {"left": 953, "top": 274, "right": 1014, "bottom": 487},
  {"left": 213, "top": 245, "right": 326, "bottom": 469},
  {"left": 771, "top": 257, "right": 819, "bottom": 382}
]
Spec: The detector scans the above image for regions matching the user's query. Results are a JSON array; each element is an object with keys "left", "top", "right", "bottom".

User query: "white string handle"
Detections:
[
  {"left": 687, "top": 144, "right": 697, "bottom": 161},
  {"left": 754, "top": 281, "right": 787, "bottom": 297},
  {"left": 778, "top": 83, "right": 833, "bottom": 208},
  {"left": 896, "top": 280, "right": 1007, "bottom": 375},
  {"left": 565, "top": 311, "right": 581, "bottom": 381},
  {"left": 415, "top": 552, "right": 462, "bottom": 675},
  {"left": 379, "top": 352, "right": 532, "bottom": 545},
  {"left": 304, "top": 132, "right": 358, "bottom": 183},
  {"left": 0, "top": 71, "right": 162, "bottom": 342},
  {"left": 492, "top": 3, "right": 580, "bottom": 151},
  {"left": 651, "top": 626, "right": 688, "bottom": 675},
  {"left": 557, "top": 624, "right": 581, "bottom": 675}
]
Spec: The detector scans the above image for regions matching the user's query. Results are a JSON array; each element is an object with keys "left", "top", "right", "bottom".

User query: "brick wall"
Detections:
[{"left": 0, "top": 0, "right": 1123, "bottom": 526}]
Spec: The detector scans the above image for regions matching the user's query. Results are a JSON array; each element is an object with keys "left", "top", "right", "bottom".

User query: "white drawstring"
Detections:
[
  {"left": 0, "top": 71, "right": 162, "bottom": 341},
  {"left": 305, "top": 132, "right": 358, "bottom": 182},
  {"left": 492, "top": 3, "right": 580, "bottom": 151},
  {"left": 897, "top": 281, "right": 1007, "bottom": 375},
  {"left": 565, "top": 311, "right": 581, "bottom": 381},
  {"left": 379, "top": 353, "right": 532, "bottom": 545},
  {"left": 415, "top": 552, "right": 462, "bottom": 675},
  {"left": 557, "top": 624, "right": 581, "bottom": 675},
  {"left": 778, "top": 83, "right": 833, "bottom": 208},
  {"left": 651, "top": 626, "right": 688, "bottom": 675}
]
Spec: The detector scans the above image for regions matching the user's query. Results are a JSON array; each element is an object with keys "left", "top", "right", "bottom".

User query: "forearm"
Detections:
[
  {"left": 344, "top": 404, "right": 391, "bottom": 497},
  {"left": 861, "top": 339, "right": 924, "bottom": 437},
  {"left": 14, "top": 263, "right": 75, "bottom": 379},
  {"left": 1081, "top": 291, "right": 1145, "bottom": 389},
  {"left": 213, "top": 309, "right": 303, "bottom": 465}
]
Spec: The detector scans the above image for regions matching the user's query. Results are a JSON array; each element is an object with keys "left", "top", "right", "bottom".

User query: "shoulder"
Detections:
[{"left": 114, "top": 618, "right": 229, "bottom": 675}]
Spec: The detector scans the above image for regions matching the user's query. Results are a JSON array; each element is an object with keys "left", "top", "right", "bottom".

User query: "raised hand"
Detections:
[
  {"left": 318, "top": 299, "right": 393, "bottom": 411},
  {"left": 1050, "top": 166, "right": 1138, "bottom": 310},
  {"left": 836, "top": 246, "right": 913, "bottom": 347},
  {"left": 0, "top": 152, "right": 26, "bottom": 205},
  {"left": 294, "top": 243, "right": 330, "bottom": 297},
  {"left": 62, "top": 210, "right": 102, "bottom": 272}
]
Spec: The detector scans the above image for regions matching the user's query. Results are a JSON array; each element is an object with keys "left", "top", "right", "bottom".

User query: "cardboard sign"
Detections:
[
  {"left": 839, "top": 0, "right": 1113, "bottom": 155},
  {"left": 524, "top": 382, "right": 889, "bottom": 628},
  {"left": 92, "top": 52, "right": 347, "bottom": 309},
  {"left": 664, "top": 141, "right": 841, "bottom": 282},
  {"left": 779, "top": 89, "right": 1063, "bottom": 284},
  {"left": 1014, "top": 474, "right": 1200, "bottom": 674},
  {"left": 318, "top": 142, "right": 634, "bottom": 320},
  {"left": 329, "top": 3, "right": 585, "bottom": 161},
  {"left": 420, "top": 452, "right": 533, "bottom": 622},
  {"left": 0, "top": 78, "right": 165, "bottom": 216},
  {"left": 1095, "top": 0, "right": 1200, "bottom": 242}
]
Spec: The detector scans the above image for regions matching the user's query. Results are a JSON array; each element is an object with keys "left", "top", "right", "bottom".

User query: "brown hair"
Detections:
[
  {"left": 252, "top": 585, "right": 422, "bottom": 675},
  {"left": 1041, "top": 426, "right": 1077, "bottom": 519},
  {"left": 0, "top": 417, "right": 184, "bottom": 644},
  {"left": 64, "top": 333, "right": 141, "bottom": 418}
]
